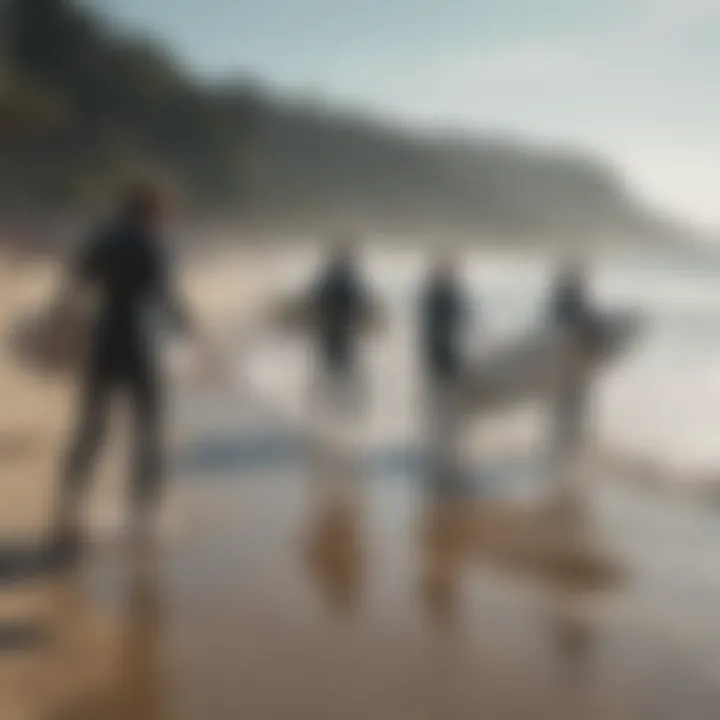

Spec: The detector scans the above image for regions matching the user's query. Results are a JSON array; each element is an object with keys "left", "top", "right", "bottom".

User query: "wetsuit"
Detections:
[
  {"left": 421, "top": 275, "right": 470, "bottom": 487},
  {"left": 550, "top": 278, "right": 596, "bottom": 462},
  {"left": 421, "top": 277, "right": 468, "bottom": 383},
  {"left": 316, "top": 261, "right": 365, "bottom": 374},
  {"left": 552, "top": 279, "right": 598, "bottom": 340},
  {"left": 61, "top": 216, "right": 190, "bottom": 510}
]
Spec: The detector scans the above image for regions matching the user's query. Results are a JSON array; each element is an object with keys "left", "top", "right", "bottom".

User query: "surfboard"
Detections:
[
  {"left": 7, "top": 302, "right": 210, "bottom": 382},
  {"left": 6, "top": 303, "right": 90, "bottom": 376},
  {"left": 264, "top": 293, "right": 388, "bottom": 336},
  {"left": 462, "top": 310, "right": 642, "bottom": 415}
]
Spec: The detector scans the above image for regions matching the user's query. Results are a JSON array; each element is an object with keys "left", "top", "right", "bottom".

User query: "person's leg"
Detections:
[
  {"left": 335, "top": 353, "right": 364, "bottom": 420},
  {"left": 127, "top": 361, "right": 163, "bottom": 549},
  {"left": 345, "top": 347, "right": 366, "bottom": 419},
  {"left": 424, "top": 374, "right": 447, "bottom": 485},
  {"left": 550, "top": 337, "right": 590, "bottom": 516},
  {"left": 444, "top": 376, "right": 464, "bottom": 484},
  {"left": 309, "top": 338, "right": 332, "bottom": 414},
  {"left": 51, "top": 358, "right": 112, "bottom": 556},
  {"left": 435, "top": 376, "right": 465, "bottom": 489},
  {"left": 315, "top": 339, "right": 355, "bottom": 419}
]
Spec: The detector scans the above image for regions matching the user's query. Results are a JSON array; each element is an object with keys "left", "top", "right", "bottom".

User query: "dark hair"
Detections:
[{"left": 122, "top": 183, "right": 163, "bottom": 221}]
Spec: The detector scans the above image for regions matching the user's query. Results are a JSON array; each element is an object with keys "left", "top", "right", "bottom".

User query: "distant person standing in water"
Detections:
[
  {"left": 311, "top": 236, "right": 369, "bottom": 415},
  {"left": 420, "top": 255, "right": 472, "bottom": 486},
  {"left": 48, "top": 184, "right": 197, "bottom": 565},
  {"left": 548, "top": 259, "right": 599, "bottom": 510}
]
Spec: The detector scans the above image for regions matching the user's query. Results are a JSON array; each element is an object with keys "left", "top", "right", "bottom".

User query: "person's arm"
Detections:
[
  {"left": 158, "top": 249, "right": 195, "bottom": 337},
  {"left": 157, "top": 249, "right": 229, "bottom": 381},
  {"left": 51, "top": 231, "right": 105, "bottom": 312}
]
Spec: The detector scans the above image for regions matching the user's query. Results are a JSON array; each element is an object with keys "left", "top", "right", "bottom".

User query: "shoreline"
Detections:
[{"left": 2, "top": 247, "right": 720, "bottom": 717}]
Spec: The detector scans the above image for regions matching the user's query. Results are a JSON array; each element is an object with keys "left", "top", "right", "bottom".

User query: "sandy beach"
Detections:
[
  {"left": 0, "top": 246, "right": 278, "bottom": 536},
  {"left": 2, "top": 247, "right": 720, "bottom": 719}
]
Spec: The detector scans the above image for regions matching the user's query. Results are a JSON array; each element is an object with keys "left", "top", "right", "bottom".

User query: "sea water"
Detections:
[{"left": 234, "top": 247, "right": 720, "bottom": 489}]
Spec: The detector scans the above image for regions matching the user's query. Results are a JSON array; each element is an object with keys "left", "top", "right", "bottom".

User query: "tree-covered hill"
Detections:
[{"left": 0, "top": 0, "right": 686, "bottom": 242}]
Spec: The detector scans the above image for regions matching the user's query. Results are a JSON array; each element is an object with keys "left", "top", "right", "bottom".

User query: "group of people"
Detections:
[
  {"left": 309, "top": 238, "right": 598, "bottom": 486},
  {"left": 45, "top": 184, "right": 599, "bottom": 566}
]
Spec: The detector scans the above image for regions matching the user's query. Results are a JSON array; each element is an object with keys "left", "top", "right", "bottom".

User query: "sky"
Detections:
[{"left": 84, "top": 0, "right": 719, "bottom": 229}]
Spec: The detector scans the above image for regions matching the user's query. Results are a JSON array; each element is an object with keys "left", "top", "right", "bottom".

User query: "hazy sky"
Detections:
[{"left": 84, "top": 0, "right": 719, "bottom": 228}]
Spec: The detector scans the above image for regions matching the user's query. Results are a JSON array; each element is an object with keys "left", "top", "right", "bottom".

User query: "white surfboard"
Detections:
[
  {"left": 7, "top": 304, "right": 211, "bottom": 383},
  {"left": 6, "top": 304, "right": 89, "bottom": 376},
  {"left": 462, "top": 311, "right": 642, "bottom": 415}
]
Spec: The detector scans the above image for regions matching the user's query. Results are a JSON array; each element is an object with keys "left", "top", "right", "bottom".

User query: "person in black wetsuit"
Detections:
[
  {"left": 312, "top": 238, "right": 367, "bottom": 413},
  {"left": 421, "top": 256, "right": 469, "bottom": 386},
  {"left": 551, "top": 261, "right": 597, "bottom": 337},
  {"left": 548, "top": 260, "right": 597, "bottom": 511},
  {"left": 420, "top": 256, "right": 471, "bottom": 485},
  {"left": 48, "top": 184, "right": 195, "bottom": 563}
]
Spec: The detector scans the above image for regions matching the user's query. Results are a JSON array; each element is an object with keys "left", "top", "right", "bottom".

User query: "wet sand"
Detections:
[
  {"left": 2, "top": 249, "right": 720, "bottom": 718},
  {"left": 3, "top": 451, "right": 720, "bottom": 719}
]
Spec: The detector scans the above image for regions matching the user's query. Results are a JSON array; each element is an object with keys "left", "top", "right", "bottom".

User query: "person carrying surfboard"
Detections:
[
  {"left": 420, "top": 254, "right": 472, "bottom": 487},
  {"left": 46, "top": 183, "right": 198, "bottom": 566},
  {"left": 549, "top": 260, "right": 599, "bottom": 511},
  {"left": 551, "top": 260, "right": 599, "bottom": 340}
]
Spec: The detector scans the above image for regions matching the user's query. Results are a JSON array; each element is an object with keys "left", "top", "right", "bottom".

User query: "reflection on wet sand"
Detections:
[
  {"left": 420, "top": 466, "right": 625, "bottom": 597},
  {"left": 0, "top": 569, "right": 113, "bottom": 718},
  {"left": 4, "top": 450, "right": 720, "bottom": 718},
  {"left": 301, "top": 444, "right": 623, "bottom": 639},
  {"left": 548, "top": 597, "right": 598, "bottom": 672},
  {"left": 417, "top": 474, "right": 614, "bottom": 717},
  {"left": 419, "top": 482, "right": 621, "bottom": 716},
  {"left": 53, "top": 555, "right": 165, "bottom": 720},
  {"left": 0, "top": 550, "right": 167, "bottom": 720},
  {"left": 303, "top": 446, "right": 364, "bottom": 618},
  {"left": 419, "top": 499, "right": 464, "bottom": 630}
]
